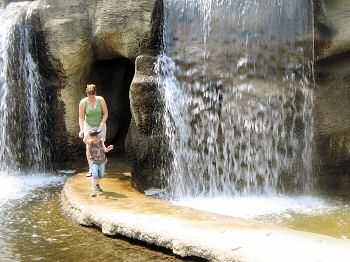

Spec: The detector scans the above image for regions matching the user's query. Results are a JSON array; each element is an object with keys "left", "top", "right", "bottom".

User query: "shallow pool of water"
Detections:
[
  {"left": 173, "top": 195, "right": 350, "bottom": 239},
  {"left": 0, "top": 171, "right": 198, "bottom": 262}
]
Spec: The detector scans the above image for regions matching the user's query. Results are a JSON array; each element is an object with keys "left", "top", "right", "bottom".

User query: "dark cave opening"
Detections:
[{"left": 87, "top": 57, "right": 135, "bottom": 152}]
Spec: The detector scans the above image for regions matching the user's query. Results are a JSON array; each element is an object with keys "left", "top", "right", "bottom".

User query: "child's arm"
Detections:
[{"left": 103, "top": 143, "right": 114, "bottom": 153}]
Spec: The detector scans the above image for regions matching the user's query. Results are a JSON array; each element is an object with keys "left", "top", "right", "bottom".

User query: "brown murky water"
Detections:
[{"left": 0, "top": 171, "right": 202, "bottom": 262}]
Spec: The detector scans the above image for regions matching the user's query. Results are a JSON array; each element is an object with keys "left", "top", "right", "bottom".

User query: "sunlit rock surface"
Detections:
[
  {"left": 5, "top": 0, "right": 161, "bottom": 159},
  {"left": 62, "top": 164, "right": 350, "bottom": 262}
]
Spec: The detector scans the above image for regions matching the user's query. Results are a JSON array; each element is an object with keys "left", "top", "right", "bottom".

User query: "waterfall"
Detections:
[
  {"left": 0, "top": 2, "right": 51, "bottom": 172},
  {"left": 158, "top": 0, "right": 315, "bottom": 197}
]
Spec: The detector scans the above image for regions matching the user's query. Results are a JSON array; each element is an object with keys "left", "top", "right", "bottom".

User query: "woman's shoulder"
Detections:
[
  {"left": 79, "top": 97, "right": 88, "bottom": 104},
  {"left": 96, "top": 96, "right": 106, "bottom": 103}
]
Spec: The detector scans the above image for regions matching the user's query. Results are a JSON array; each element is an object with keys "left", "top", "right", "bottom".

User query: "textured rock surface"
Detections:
[
  {"left": 129, "top": 55, "right": 161, "bottom": 135},
  {"left": 30, "top": 0, "right": 160, "bottom": 157},
  {"left": 314, "top": 65, "right": 350, "bottom": 170},
  {"left": 61, "top": 165, "right": 350, "bottom": 262},
  {"left": 126, "top": 54, "right": 164, "bottom": 191},
  {"left": 314, "top": 0, "right": 350, "bottom": 170},
  {"left": 315, "top": 0, "right": 350, "bottom": 59},
  {"left": 3, "top": 0, "right": 349, "bottom": 182}
]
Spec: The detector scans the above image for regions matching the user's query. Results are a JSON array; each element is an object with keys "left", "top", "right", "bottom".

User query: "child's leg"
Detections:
[
  {"left": 92, "top": 178, "right": 98, "bottom": 188},
  {"left": 98, "top": 163, "right": 105, "bottom": 180},
  {"left": 90, "top": 163, "right": 99, "bottom": 197},
  {"left": 95, "top": 164, "right": 105, "bottom": 192},
  {"left": 96, "top": 163, "right": 105, "bottom": 186},
  {"left": 91, "top": 163, "right": 99, "bottom": 189}
]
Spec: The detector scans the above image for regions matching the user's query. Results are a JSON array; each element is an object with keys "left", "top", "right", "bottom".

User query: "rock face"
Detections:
[
  {"left": 126, "top": 0, "right": 350, "bottom": 191},
  {"left": 3, "top": 0, "right": 163, "bottom": 187},
  {"left": 28, "top": 0, "right": 161, "bottom": 160},
  {"left": 315, "top": 0, "right": 350, "bottom": 59},
  {"left": 314, "top": 0, "right": 350, "bottom": 171},
  {"left": 3, "top": 0, "right": 349, "bottom": 190},
  {"left": 126, "top": 55, "right": 164, "bottom": 191}
]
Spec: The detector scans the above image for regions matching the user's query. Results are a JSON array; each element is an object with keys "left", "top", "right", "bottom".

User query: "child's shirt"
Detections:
[{"left": 89, "top": 141, "right": 105, "bottom": 164}]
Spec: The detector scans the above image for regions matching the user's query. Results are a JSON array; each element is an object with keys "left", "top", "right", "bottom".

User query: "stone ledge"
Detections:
[{"left": 61, "top": 166, "right": 350, "bottom": 262}]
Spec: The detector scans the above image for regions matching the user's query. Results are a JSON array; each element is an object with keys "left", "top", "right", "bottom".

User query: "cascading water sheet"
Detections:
[
  {"left": 0, "top": 2, "right": 51, "bottom": 172},
  {"left": 158, "top": 0, "right": 315, "bottom": 197}
]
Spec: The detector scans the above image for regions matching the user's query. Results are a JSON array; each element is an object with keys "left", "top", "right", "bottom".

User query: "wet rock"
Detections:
[
  {"left": 314, "top": 63, "right": 350, "bottom": 170},
  {"left": 315, "top": 0, "right": 350, "bottom": 173},
  {"left": 314, "top": 0, "right": 350, "bottom": 171},
  {"left": 315, "top": 0, "right": 350, "bottom": 60}
]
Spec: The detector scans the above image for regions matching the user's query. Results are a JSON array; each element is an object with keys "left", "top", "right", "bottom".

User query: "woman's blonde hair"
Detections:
[{"left": 86, "top": 84, "right": 96, "bottom": 95}]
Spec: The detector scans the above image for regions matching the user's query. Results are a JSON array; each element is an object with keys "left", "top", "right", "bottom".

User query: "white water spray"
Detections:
[{"left": 0, "top": 2, "right": 51, "bottom": 172}]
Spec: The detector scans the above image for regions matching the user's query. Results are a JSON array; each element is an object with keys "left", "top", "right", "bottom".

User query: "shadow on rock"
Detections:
[{"left": 102, "top": 191, "right": 128, "bottom": 200}]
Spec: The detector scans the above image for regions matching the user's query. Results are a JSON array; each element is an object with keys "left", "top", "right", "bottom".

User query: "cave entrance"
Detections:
[{"left": 87, "top": 57, "right": 134, "bottom": 152}]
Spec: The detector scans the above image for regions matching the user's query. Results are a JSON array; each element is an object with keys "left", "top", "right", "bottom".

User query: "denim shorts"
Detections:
[{"left": 91, "top": 162, "right": 105, "bottom": 179}]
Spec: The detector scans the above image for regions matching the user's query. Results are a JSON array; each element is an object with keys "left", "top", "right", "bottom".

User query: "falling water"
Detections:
[
  {"left": 157, "top": 0, "right": 315, "bottom": 197},
  {"left": 0, "top": 2, "right": 51, "bottom": 172}
]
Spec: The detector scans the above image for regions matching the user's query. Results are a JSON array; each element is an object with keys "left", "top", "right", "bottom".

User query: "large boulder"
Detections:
[{"left": 126, "top": 54, "right": 164, "bottom": 191}]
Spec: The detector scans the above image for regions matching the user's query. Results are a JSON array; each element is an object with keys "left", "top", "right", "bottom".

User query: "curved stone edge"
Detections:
[
  {"left": 60, "top": 179, "right": 225, "bottom": 261},
  {"left": 61, "top": 190, "right": 225, "bottom": 261},
  {"left": 61, "top": 175, "right": 350, "bottom": 262},
  {"left": 61, "top": 188, "right": 94, "bottom": 227}
]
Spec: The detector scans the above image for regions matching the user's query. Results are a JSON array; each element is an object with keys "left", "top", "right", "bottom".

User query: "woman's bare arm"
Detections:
[
  {"left": 99, "top": 96, "right": 108, "bottom": 127},
  {"left": 83, "top": 135, "right": 93, "bottom": 145},
  {"left": 78, "top": 98, "right": 86, "bottom": 138}
]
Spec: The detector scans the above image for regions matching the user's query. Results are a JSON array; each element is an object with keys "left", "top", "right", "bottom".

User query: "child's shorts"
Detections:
[{"left": 91, "top": 162, "right": 105, "bottom": 179}]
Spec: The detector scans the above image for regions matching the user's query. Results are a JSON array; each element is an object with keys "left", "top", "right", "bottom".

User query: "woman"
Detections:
[{"left": 79, "top": 84, "right": 108, "bottom": 176}]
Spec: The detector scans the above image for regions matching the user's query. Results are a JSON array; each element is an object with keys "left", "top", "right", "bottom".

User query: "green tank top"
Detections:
[{"left": 85, "top": 98, "right": 103, "bottom": 126}]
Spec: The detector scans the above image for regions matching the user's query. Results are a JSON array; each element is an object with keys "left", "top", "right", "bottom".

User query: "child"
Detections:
[{"left": 83, "top": 128, "right": 114, "bottom": 197}]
